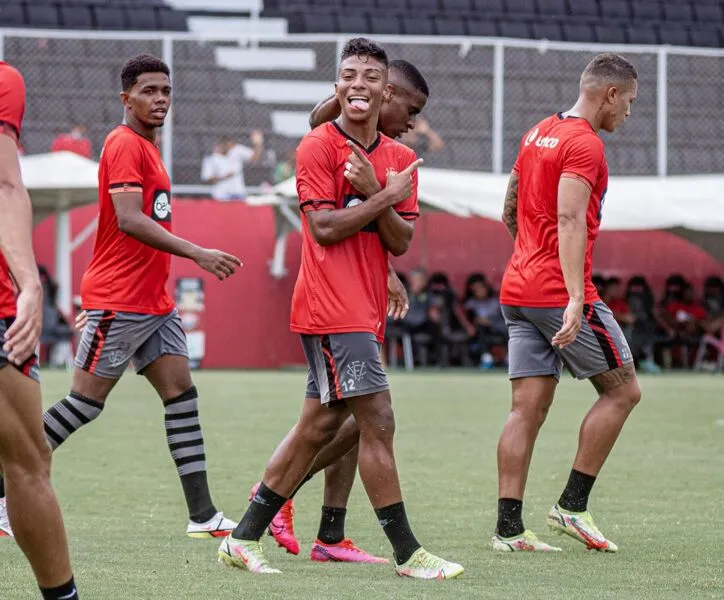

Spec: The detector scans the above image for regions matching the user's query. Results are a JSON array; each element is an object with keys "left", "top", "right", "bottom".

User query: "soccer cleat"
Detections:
[
  {"left": 249, "top": 482, "right": 299, "bottom": 555},
  {"left": 491, "top": 530, "right": 561, "bottom": 552},
  {"left": 0, "top": 498, "right": 13, "bottom": 538},
  {"left": 218, "top": 535, "right": 281, "bottom": 574},
  {"left": 310, "top": 538, "right": 390, "bottom": 564},
  {"left": 395, "top": 548, "right": 464, "bottom": 580},
  {"left": 546, "top": 504, "right": 619, "bottom": 552},
  {"left": 186, "top": 511, "right": 237, "bottom": 539}
]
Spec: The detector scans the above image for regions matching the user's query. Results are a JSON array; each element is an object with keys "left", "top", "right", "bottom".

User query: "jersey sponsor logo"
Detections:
[
  {"left": 344, "top": 194, "right": 378, "bottom": 233},
  {"left": 153, "top": 189, "right": 172, "bottom": 222},
  {"left": 524, "top": 127, "right": 560, "bottom": 149}
]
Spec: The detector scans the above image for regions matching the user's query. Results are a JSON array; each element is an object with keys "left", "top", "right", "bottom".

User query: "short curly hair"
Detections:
[
  {"left": 340, "top": 37, "right": 388, "bottom": 68},
  {"left": 121, "top": 54, "right": 170, "bottom": 91}
]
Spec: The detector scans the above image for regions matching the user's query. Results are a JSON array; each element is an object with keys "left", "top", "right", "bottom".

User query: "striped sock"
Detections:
[
  {"left": 43, "top": 392, "right": 104, "bottom": 450},
  {"left": 164, "top": 386, "right": 216, "bottom": 523}
]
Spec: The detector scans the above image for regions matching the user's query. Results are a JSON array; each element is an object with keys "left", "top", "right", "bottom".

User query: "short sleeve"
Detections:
[
  {"left": 0, "top": 64, "right": 26, "bottom": 142},
  {"left": 295, "top": 133, "right": 337, "bottom": 213},
  {"left": 560, "top": 134, "right": 604, "bottom": 190},
  {"left": 201, "top": 155, "right": 216, "bottom": 181},
  {"left": 393, "top": 148, "right": 420, "bottom": 221},
  {"left": 234, "top": 145, "right": 254, "bottom": 163},
  {"left": 512, "top": 153, "right": 521, "bottom": 175},
  {"left": 105, "top": 133, "right": 144, "bottom": 195}
]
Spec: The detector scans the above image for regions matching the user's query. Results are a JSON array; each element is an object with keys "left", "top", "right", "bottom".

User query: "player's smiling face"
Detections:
[
  {"left": 335, "top": 55, "right": 388, "bottom": 123},
  {"left": 122, "top": 72, "right": 172, "bottom": 129}
]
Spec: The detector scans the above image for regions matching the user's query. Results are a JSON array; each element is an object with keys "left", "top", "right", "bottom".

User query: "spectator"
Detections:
[
  {"left": 37, "top": 265, "right": 73, "bottom": 367},
  {"left": 273, "top": 147, "right": 295, "bottom": 184},
  {"left": 399, "top": 116, "right": 445, "bottom": 156},
  {"left": 201, "top": 130, "right": 264, "bottom": 201},
  {"left": 592, "top": 274, "right": 606, "bottom": 297},
  {"left": 401, "top": 267, "right": 444, "bottom": 366},
  {"left": 702, "top": 276, "right": 724, "bottom": 334},
  {"left": 664, "top": 282, "right": 707, "bottom": 368},
  {"left": 463, "top": 273, "right": 507, "bottom": 369},
  {"left": 602, "top": 277, "right": 635, "bottom": 335},
  {"left": 51, "top": 123, "right": 92, "bottom": 158},
  {"left": 625, "top": 275, "right": 663, "bottom": 374},
  {"left": 426, "top": 271, "right": 474, "bottom": 366}
]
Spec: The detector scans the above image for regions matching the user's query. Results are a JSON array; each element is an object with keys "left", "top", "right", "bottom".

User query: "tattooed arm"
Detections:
[{"left": 502, "top": 173, "right": 519, "bottom": 241}]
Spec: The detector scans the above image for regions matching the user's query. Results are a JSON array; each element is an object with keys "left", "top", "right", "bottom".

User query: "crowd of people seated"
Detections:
[{"left": 384, "top": 269, "right": 724, "bottom": 373}]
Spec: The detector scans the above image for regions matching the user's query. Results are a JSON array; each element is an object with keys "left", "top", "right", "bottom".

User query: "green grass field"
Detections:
[{"left": 1, "top": 370, "right": 723, "bottom": 599}]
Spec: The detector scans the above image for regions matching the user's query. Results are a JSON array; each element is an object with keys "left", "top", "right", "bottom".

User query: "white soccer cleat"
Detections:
[
  {"left": 0, "top": 497, "right": 13, "bottom": 538},
  {"left": 395, "top": 547, "right": 464, "bottom": 580},
  {"left": 491, "top": 530, "right": 561, "bottom": 552},
  {"left": 218, "top": 535, "right": 281, "bottom": 574},
  {"left": 186, "top": 511, "right": 237, "bottom": 539}
]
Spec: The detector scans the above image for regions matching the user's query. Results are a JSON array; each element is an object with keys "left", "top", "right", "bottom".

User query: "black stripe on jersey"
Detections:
[
  {"left": 397, "top": 211, "right": 420, "bottom": 219},
  {"left": 332, "top": 121, "right": 381, "bottom": 154},
  {"left": 109, "top": 182, "right": 143, "bottom": 190},
  {"left": 300, "top": 199, "right": 336, "bottom": 210},
  {"left": 0, "top": 120, "right": 19, "bottom": 141}
]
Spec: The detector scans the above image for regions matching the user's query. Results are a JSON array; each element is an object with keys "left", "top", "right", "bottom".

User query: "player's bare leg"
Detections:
[
  {"left": 143, "top": 353, "right": 235, "bottom": 537},
  {"left": 69, "top": 367, "right": 119, "bottom": 405},
  {"left": 323, "top": 448, "right": 357, "bottom": 509},
  {"left": 308, "top": 415, "right": 359, "bottom": 475},
  {"left": 0, "top": 366, "right": 77, "bottom": 593},
  {"left": 492, "top": 376, "right": 561, "bottom": 552},
  {"left": 548, "top": 364, "right": 641, "bottom": 552}
]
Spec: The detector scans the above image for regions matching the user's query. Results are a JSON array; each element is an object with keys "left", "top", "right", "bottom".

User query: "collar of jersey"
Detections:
[
  {"left": 556, "top": 112, "right": 595, "bottom": 132},
  {"left": 331, "top": 121, "right": 381, "bottom": 154}
]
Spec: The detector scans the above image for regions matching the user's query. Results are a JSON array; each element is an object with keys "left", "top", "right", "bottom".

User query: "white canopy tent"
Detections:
[
  {"left": 20, "top": 151, "right": 99, "bottom": 314},
  {"left": 256, "top": 168, "right": 724, "bottom": 278}
]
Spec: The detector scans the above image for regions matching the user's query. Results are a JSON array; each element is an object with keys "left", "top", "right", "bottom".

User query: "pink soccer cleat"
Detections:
[
  {"left": 249, "top": 482, "right": 300, "bottom": 555},
  {"left": 310, "top": 538, "right": 390, "bottom": 564}
]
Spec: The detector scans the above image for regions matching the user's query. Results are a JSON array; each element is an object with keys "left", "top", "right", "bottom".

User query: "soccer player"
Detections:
[
  {"left": 253, "top": 59, "right": 432, "bottom": 564},
  {"left": 0, "top": 55, "right": 241, "bottom": 540},
  {"left": 219, "top": 38, "right": 463, "bottom": 579},
  {"left": 492, "top": 53, "right": 642, "bottom": 552},
  {"left": 0, "top": 62, "right": 80, "bottom": 599}
]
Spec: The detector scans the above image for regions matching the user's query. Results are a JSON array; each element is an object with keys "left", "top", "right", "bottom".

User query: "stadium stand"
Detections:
[{"left": 263, "top": 0, "right": 724, "bottom": 48}]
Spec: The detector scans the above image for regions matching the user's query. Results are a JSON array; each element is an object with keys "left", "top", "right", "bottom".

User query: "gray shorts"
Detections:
[
  {"left": 502, "top": 302, "right": 633, "bottom": 380},
  {"left": 0, "top": 316, "right": 40, "bottom": 382},
  {"left": 301, "top": 332, "right": 389, "bottom": 406},
  {"left": 75, "top": 309, "right": 188, "bottom": 379}
]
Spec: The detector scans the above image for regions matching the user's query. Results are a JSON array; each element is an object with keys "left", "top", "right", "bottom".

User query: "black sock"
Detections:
[
  {"left": 289, "top": 473, "right": 313, "bottom": 499},
  {"left": 232, "top": 482, "right": 287, "bottom": 541},
  {"left": 40, "top": 577, "right": 78, "bottom": 600},
  {"left": 496, "top": 498, "right": 524, "bottom": 538},
  {"left": 317, "top": 506, "right": 346, "bottom": 544},
  {"left": 558, "top": 469, "right": 597, "bottom": 513},
  {"left": 163, "top": 387, "right": 216, "bottom": 523},
  {"left": 375, "top": 502, "right": 421, "bottom": 565}
]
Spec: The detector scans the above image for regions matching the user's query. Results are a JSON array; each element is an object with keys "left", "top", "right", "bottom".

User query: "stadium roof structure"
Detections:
[
  {"left": 255, "top": 169, "right": 724, "bottom": 277},
  {"left": 20, "top": 151, "right": 100, "bottom": 315}
]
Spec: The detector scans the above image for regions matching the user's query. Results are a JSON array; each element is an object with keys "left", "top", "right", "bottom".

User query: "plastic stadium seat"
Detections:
[
  {"left": 401, "top": 16, "right": 434, "bottom": 35},
  {"left": 689, "top": 27, "right": 721, "bottom": 47},
  {"left": 414, "top": 0, "right": 440, "bottom": 14},
  {"left": 468, "top": 19, "right": 497, "bottom": 36},
  {"left": 567, "top": 0, "right": 599, "bottom": 19},
  {"left": 663, "top": 3, "right": 693, "bottom": 22},
  {"left": 471, "top": 0, "right": 505, "bottom": 15},
  {"left": 506, "top": 0, "right": 536, "bottom": 17},
  {"left": 658, "top": 26, "right": 690, "bottom": 46},
  {"left": 631, "top": 1, "right": 662, "bottom": 21},
  {"left": 0, "top": 4, "right": 25, "bottom": 26},
  {"left": 337, "top": 13, "right": 369, "bottom": 33},
  {"left": 93, "top": 6, "right": 126, "bottom": 29},
  {"left": 537, "top": 0, "right": 566, "bottom": 15},
  {"left": 369, "top": 15, "right": 402, "bottom": 34},
  {"left": 301, "top": 12, "right": 337, "bottom": 33},
  {"left": 693, "top": 3, "right": 723, "bottom": 23},
  {"left": 594, "top": 24, "right": 626, "bottom": 44},
  {"left": 600, "top": 0, "right": 630, "bottom": 20},
  {"left": 125, "top": 8, "right": 158, "bottom": 30},
  {"left": 441, "top": 0, "right": 472, "bottom": 13},
  {"left": 532, "top": 21, "right": 563, "bottom": 40},
  {"left": 625, "top": 25, "right": 658, "bottom": 44},
  {"left": 435, "top": 17, "right": 467, "bottom": 35},
  {"left": 499, "top": 20, "right": 533, "bottom": 38},
  {"left": 562, "top": 23, "right": 593, "bottom": 42},
  {"left": 27, "top": 4, "right": 60, "bottom": 28},
  {"left": 60, "top": 5, "right": 93, "bottom": 29},
  {"left": 374, "top": 0, "right": 408, "bottom": 13}
]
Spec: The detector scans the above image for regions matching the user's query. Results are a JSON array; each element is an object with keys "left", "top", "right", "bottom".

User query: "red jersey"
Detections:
[
  {"left": 608, "top": 298, "right": 630, "bottom": 316},
  {"left": 501, "top": 114, "right": 608, "bottom": 308},
  {"left": 81, "top": 125, "right": 174, "bottom": 315},
  {"left": 291, "top": 122, "right": 420, "bottom": 341},
  {"left": 666, "top": 301, "right": 707, "bottom": 322},
  {"left": 51, "top": 133, "right": 92, "bottom": 158},
  {"left": 0, "top": 62, "right": 26, "bottom": 319}
]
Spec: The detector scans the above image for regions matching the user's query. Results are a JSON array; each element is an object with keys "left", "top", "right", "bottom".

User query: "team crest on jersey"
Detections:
[{"left": 152, "top": 189, "right": 172, "bottom": 222}]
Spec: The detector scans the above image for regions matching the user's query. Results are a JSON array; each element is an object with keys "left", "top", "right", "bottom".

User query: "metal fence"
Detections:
[{"left": 3, "top": 28, "right": 724, "bottom": 193}]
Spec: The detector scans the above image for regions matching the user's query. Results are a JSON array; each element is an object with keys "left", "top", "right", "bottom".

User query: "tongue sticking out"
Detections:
[{"left": 350, "top": 99, "right": 369, "bottom": 111}]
